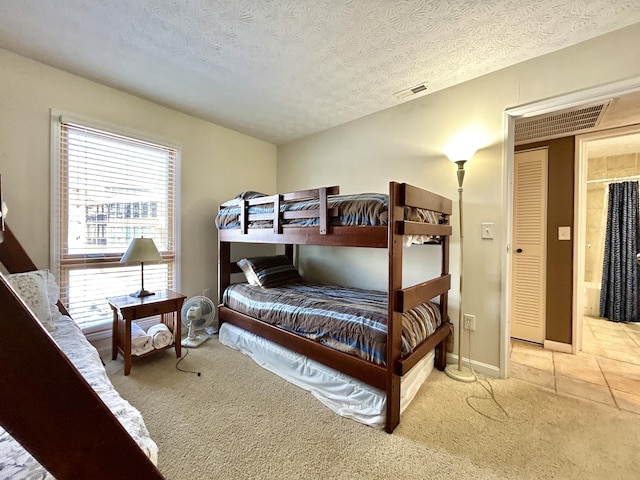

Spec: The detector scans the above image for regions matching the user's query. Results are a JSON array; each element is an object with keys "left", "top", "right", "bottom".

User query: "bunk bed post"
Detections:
[
  {"left": 319, "top": 187, "right": 328, "bottom": 234},
  {"left": 218, "top": 240, "right": 232, "bottom": 312},
  {"left": 240, "top": 199, "right": 248, "bottom": 234},
  {"left": 284, "top": 243, "right": 294, "bottom": 261},
  {"left": 273, "top": 195, "right": 282, "bottom": 234},
  {"left": 386, "top": 181, "right": 404, "bottom": 433},
  {"left": 436, "top": 230, "right": 451, "bottom": 370}
]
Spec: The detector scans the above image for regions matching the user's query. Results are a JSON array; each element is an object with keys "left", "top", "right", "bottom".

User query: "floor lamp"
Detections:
[{"left": 443, "top": 147, "right": 476, "bottom": 383}]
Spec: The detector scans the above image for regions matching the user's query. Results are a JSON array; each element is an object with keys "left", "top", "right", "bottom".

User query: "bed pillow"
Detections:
[
  {"left": 237, "top": 255, "right": 303, "bottom": 288},
  {"left": 5, "top": 270, "right": 59, "bottom": 332},
  {"left": 237, "top": 258, "right": 261, "bottom": 286}
]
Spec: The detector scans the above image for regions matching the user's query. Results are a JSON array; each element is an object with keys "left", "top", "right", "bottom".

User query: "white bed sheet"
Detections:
[
  {"left": 219, "top": 322, "right": 434, "bottom": 428},
  {"left": 0, "top": 315, "right": 158, "bottom": 479}
]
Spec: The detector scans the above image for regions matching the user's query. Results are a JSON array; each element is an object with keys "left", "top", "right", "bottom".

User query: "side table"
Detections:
[{"left": 107, "top": 289, "right": 187, "bottom": 375}]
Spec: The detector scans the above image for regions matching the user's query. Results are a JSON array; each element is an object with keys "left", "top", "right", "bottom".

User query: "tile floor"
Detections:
[{"left": 510, "top": 315, "right": 640, "bottom": 415}]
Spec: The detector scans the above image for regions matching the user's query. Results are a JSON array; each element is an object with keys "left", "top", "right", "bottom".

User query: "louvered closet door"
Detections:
[{"left": 511, "top": 148, "right": 548, "bottom": 344}]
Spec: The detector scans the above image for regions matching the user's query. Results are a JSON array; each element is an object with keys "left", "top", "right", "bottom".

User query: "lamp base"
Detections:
[
  {"left": 444, "top": 364, "right": 476, "bottom": 383},
  {"left": 130, "top": 289, "right": 155, "bottom": 298}
]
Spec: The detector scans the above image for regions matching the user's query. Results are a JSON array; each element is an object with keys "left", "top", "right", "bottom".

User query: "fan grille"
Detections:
[{"left": 181, "top": 296, "right": 216, "bottom": 330}]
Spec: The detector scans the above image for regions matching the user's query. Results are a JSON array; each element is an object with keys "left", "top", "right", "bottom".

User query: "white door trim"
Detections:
[{"left": 500, "top": 76, "right": 640, "bottom": 378}]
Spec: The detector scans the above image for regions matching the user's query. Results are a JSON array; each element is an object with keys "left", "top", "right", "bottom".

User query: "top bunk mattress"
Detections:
[
  {"left": 215, "top": 191, "right": 442, "bottom": 230},
  {"left": 0, "top": 314, "right": 158, "bottom": 479},
  {"left": 222, "top": 282, "right": 442, "bottom": 367}
]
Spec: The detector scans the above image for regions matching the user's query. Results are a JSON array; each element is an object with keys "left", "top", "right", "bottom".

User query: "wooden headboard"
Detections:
[
  {"left": 0, "top": 224, "right": 164, "bottom": 479},
  {"left": 0, "top": 225, "right": 70, "bottom": 316}
]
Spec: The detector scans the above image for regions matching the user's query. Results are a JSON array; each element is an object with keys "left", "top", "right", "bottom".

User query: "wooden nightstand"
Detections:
[{"left": 107, "top": 290, "right": 187, "bottom": 375}]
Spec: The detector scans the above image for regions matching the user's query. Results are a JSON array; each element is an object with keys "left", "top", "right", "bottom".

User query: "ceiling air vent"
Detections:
[
  {"left": 394, "top": 83, "right": 428, "bottom": 100},
  {"left": 514, "top": 100, "right": 612, "bottom": 145}
]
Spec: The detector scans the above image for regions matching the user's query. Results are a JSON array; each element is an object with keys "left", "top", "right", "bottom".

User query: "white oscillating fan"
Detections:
[{"left": 180, "top": 296, "right": 217, "bottom": 348}]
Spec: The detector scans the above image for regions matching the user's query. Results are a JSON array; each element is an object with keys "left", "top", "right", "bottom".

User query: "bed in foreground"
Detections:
[
  {"left": 216, "top": 181, "right": 454, "bottom": 433},
  {"left": 0, "top": 224, "right": 163, "bottom": 479}
]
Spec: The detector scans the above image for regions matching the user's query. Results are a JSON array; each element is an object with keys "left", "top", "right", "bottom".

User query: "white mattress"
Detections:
[
  {"left": 0, "top": 315, "right": 158, "bottom": 479},
  {"left": 219, "top": 322, "right": 435, "bottom": 428}
]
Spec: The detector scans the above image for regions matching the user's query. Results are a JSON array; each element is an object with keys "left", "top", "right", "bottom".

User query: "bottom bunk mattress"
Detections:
[
  {"left": 219, "top": 322, "right": 436, "bottom": 428},
  {"left": 0, "top": 314, "right": 158, "bottom": 479},
  {"left": 222, "top": 282, "right": 442, "bottom": 366}
]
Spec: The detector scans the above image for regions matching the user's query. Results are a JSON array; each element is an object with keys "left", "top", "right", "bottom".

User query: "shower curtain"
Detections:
[{"left": 599, "top": 181, "right": 640, "bottom": 322}]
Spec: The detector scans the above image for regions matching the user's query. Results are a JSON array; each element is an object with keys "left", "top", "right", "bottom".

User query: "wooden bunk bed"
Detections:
[
  {"left": 217, "top": 181, "right": 453, "bottom": 433},
  {"left": 0, "top": 224, "right": 164, "bottom": 479}
]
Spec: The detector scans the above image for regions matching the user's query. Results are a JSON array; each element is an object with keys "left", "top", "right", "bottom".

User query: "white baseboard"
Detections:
[
  {"left": 446, "top": 353, "right": 500, "bottom": 378},
  {"left": 543, "top": 340, "right": 572, "bottom": 353}
]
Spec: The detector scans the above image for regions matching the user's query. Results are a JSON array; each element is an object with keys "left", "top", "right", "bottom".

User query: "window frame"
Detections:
[{"left": 50, "top": 110, "right": 181, "bottom": 334}]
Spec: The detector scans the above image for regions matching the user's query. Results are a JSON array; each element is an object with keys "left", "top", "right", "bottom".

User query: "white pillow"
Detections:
[
  {"left": 237, "top": 258, "right": 260, "bottom": 286},
  {"left": 5, "top": 270, "right": 60, "bottom": 332}
]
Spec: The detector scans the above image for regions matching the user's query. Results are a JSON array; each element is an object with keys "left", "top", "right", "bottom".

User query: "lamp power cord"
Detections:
[
  {"left": 175, "top": 347, "right": 202, "bottom": 377},
  {"left": 464, "top": 327, "right": 509, "bottom": 422}
]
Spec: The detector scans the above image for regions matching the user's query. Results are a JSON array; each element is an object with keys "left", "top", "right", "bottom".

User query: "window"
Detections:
[{"left": 51, "top": 114, "right": 179, "bottom": 332}]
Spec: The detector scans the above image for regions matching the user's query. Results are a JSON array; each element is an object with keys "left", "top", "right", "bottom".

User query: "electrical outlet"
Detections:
[
  {"left": 463, "top": 314, "right": 476, "bottom": 331},
  {"left": 203, "top": 288, "right": 211, "bottom": 298}
]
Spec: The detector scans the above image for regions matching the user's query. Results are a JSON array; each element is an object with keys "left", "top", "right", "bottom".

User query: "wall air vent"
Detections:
[
  {"left": 394, "top": 83, "right": 428, "bottom": 100},
  {"left": 514, "top": 100, "right": 612, "bottom": 145}
]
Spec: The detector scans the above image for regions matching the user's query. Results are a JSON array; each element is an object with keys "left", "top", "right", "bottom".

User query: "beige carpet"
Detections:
[{"left": 106, "top": 338, "right": 640, "bottom": 480}]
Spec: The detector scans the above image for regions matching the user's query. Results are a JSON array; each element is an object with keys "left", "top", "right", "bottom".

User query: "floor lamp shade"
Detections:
[{"left": 120, "top": 237, "right": 162, "bottom": 298}]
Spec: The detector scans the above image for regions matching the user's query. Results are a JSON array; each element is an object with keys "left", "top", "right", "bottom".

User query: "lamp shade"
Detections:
[
  {"left": 120, "top": 237, "right": 162, "bottom": 264},
  {"left": 442, "top": 143, "right": 477, "bottom": 163}
]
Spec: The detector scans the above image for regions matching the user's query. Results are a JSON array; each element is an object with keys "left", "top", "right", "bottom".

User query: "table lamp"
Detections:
[{"left": 120, "top": 237, "right": 162, "bottom": 297}]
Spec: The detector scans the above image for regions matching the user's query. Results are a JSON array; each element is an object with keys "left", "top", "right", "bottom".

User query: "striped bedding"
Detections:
[
  {"left": 215, "top": 192, "right": 441, "bottom": 230},
  {"left": 222, "top": 282, "right": 442, "bottom": 366}
]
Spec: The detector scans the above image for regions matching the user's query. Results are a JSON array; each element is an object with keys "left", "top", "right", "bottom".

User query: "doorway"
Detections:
[
  {"left": 509, "top": 126, "right": 640, "bottom": 408},
  {"left": 501, "top": 77, "right": 640, "bottom": 377}
]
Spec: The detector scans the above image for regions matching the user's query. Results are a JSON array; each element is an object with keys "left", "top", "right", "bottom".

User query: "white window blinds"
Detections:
[{"left": 52, "top": 117, "right": 178, "bottom": 332}]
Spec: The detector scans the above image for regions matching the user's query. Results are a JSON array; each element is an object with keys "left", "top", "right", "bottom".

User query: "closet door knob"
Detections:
[{"left": 516, "top": 248, "right": 523, "bottom": 253}]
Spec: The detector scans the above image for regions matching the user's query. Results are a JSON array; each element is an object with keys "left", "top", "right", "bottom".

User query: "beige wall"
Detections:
[
  {"left": 277, "top": 23, "right": 640, "bottom": 371},
  {"left": 0, "top": 48, "right": 277, "bottom": 304}
]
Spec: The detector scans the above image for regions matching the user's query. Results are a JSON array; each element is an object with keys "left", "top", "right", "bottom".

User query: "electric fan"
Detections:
[{"left": 180, "top": 295, "right": 217, "bottom": 348}]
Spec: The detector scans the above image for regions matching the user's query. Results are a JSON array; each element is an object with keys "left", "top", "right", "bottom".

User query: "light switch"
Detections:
[
  {"left": 481, "top": 222, "right": 494, "bottom": 239},
  {"left": 558, "top": 226, "right": 571, "bottom": 240}
]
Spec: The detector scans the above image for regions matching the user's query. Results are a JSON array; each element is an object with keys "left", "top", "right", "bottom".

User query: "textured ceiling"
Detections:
[{"left": 1, "top": 1, "right": 640, "bottom": 145}]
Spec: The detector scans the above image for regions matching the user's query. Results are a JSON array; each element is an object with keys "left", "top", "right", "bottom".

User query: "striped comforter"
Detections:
[
  {"left": 216, "top": 193, "right": 389, "bottom": 229},
  {"left": 216, "top": 193, "right": 440, "bottom": 230},
  {"left": 223, "top": 282, "right": 442, "bottom": 366}
]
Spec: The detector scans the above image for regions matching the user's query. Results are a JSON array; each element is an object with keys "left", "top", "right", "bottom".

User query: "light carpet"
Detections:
[{"left": 106, "top": 338, "right": 640, "bottom": 480}]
